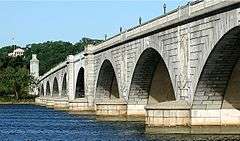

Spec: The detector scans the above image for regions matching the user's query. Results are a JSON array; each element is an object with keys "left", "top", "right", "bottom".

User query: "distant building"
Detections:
[{"left": 8, "top": 48, "right": 25, "bottom": 57}]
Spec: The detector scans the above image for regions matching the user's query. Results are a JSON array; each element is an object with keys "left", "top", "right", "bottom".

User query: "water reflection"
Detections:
[{"left": 0, "top": 104, "right": 239, "bottom": 141}]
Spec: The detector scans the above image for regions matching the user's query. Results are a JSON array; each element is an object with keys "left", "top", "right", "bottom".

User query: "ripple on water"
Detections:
[{"left": 0, "top": 104, "right": 239, "bottom": 141}]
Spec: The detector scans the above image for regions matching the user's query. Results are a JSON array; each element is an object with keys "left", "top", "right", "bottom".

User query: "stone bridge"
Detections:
[{"left": 33, "top": 0, "right": 240, "bottom": 127}]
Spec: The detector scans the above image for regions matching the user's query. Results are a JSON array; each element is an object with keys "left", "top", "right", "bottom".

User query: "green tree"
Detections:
[
  {"left": 0, "top": 67, "right": 33, "bottom": 100},
  {"left": 23, "top": 38, "right": 102, "bottom": 75}
]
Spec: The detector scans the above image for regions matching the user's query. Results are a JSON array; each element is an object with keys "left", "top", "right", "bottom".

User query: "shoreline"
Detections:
[{"left": 0, "top": 102, "right": 36, "bottom": 105}]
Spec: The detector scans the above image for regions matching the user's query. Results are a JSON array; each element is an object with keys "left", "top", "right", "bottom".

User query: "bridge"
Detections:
[{"left": 32, "top": 0, "right": 240, "bottom": 127}]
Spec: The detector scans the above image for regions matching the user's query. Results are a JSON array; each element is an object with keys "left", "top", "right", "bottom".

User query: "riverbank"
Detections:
[
  {"left": 0, "top": 95, "right": 36, "bottom": 104},
  {"left": 0, "top": 102, "right": 36, "bottom": 104}
]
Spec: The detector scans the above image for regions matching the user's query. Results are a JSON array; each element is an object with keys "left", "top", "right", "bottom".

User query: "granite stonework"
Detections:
[
  {"left": 145, "top": 101, "right": 190, "bottom": 127},
  {"left": 68, "top": 98, "right": 94, "bottom": 111},
  {"left": 45, "top": 98, "right": 55, "bottom": 108},
  {"left": 96, "top": 99, "right": 127, "bottom": 116},
  {"left": 191, "top": 109, "right": 240, "bottom": 126},
  {"left": 127, "top": 105, "right": 146, "bottom": 116},
  {"left": 53, "top": 97, "right": 69, "bottom": 110},
  {"left": 33, "top": 0, "right": 240, "bottom": 127}
]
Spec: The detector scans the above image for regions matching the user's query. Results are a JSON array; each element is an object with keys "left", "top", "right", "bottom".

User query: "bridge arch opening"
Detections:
[
  {"left": 62, "top": 73, "right": 67, "bottom": 96},
  {"left": 193, "top": 26, "right": 240, "bottom": 110},
  {"left": 128, "top": 48, "right": 175, "bottom": 106},
  {"left": 75, "top": 67, "right": 85, "bottom": 98},
  {"left": 52, "top": 78, "right": 59, "bottom": 97},
  {"left": 40, "top": 84, "right": 44, "bottom": 96},
  {"left": 46, "top": 81, "right": 51, "bottom": 96},
  {"left": 95, "top": 60, "right": 120, "bottom": 100}
]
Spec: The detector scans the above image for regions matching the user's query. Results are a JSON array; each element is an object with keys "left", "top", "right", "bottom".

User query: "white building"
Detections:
[{"left": 8, "top": 48, "right": 25, "bottom": 57}]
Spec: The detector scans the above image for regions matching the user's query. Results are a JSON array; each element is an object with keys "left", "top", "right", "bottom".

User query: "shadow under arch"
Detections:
[
  {"left": 46, "top": 81, "right": 51, "bottom": 96},
  {"left": 193, "top": 26, "right": 240, "bottom": 110},
  {"left": 128, "top": 48, "right": 175, "bottom": 105},
  {"left": 62, "top": 73, "right": 67, "bottom": 96},
  {"left": 75, "top": 67, "right": 85, "bottom": 98},
  {"left": 52, "top": 77, "right": 59, "bottom": 97},
  {"left": 40, "top": 84, "right": 44, "bottom": 96},
  {"left": 95, "top": 59, "right": 120, "bottom": 100}
]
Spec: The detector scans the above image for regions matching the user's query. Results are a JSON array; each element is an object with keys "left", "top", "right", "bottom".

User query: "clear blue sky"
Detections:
[{"left": 0, "top": 0, "right": 189, "bottom": 47}]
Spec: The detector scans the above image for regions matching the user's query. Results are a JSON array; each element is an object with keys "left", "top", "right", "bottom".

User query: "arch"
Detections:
[
  {"left": 128, "top": 48, "right": 175, "bottom": 105},
  {"left": 75, "top": 67, "right": 85, "bottom": 98},
  {"left": 52, "top": 77, "right": 59, "bottom": 97},
  {"left": 62, "top": 73, "right": 67, "bottom": 96},
  {"left": 193, "top": 26, "right": 240, "bottom": 110},
  {"left": 95, "top": 60, "right": 120, "bottom": 100},
  {"left": 46, "top": 81, "right": 51, "bottom": 96}
]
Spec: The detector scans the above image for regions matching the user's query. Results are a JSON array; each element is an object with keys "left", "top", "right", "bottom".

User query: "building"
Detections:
[{"left": 8, "top": 48, "right": 25, "bottom": 57}]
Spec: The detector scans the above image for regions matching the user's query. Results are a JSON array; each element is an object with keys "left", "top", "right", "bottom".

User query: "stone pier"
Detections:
[
  {"left": 45, "top": 97, "right": 55, "bottom": 108},
  {"left": 145, "top": 101, "right": 190, "bottom": 127},
  {"left": 68, "top": 98, "right": 93, "bottom": 112},
  {"left": 53, "top": 97, "right": 69, "bottom": 110},
  {"left": 127, "top": 105, "right": 146, "bottom": 116},
  {"left": 191, "top": 109, "right": 240, "bottom": 126},
  {"left": 96, "top": 99, "right": 127, "bottom": 116}
]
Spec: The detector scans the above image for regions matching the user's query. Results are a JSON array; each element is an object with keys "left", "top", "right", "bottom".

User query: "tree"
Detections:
[
  {"left": 23, "top": 38, "right": 103, "bottom": 75},
  {"left": 0, "top": 67, "right": 33, "bottom": 100}
]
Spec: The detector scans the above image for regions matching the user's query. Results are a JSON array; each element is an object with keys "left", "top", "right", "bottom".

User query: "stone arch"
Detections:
[
  {"left": 193, "top": 26, "right": 240, "bottom": 110},
  {"left": 95, "top": 59, "right": 120, "bottom": 101},
  {"left": 62, "top": 73, "right": 67, "bottom": 96},
  {"left": 52, "top": 77, "right": 59, "bottom": 97},
  {"left": 75, "top": 67, "right": 85, "bottom": 98},
  {"left": 128, "top": 48, "right": 175, "bottom": 105},
  {"left": 46, "top": 81, "right": 51, "bottom": 96}
]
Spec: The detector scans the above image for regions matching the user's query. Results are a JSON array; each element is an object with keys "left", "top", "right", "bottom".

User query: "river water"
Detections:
[{"left": 0, "top": 104, "right": 239, "bottom": 141}]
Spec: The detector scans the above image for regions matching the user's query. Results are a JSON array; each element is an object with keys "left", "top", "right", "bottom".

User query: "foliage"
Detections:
[
  {"left": 0, "top": 67, "right": 34, "bottom": 100},
  {"left": 0, "top": 45, "right": 20, "bottom": 57},
  {"left": 0, "top": 37, "right": 102, "bottom": 100},
  {"left": 24, "top": 38, "right": 102, "bottom": 75}
]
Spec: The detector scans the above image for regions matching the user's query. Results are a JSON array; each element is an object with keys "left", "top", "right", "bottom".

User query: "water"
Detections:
[{"left": 0, "top": 105, "right": 239, "bottom": 141}]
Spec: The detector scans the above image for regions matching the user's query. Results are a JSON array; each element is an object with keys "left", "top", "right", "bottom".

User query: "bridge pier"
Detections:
[
  {"left": 67, "top": 55, "right": 75, "bottom": 101},
  {"left": 35, "top": 97, "right": 46, "bottom": 106},
  {"left": 96, "top": 99, "right": 127, "bottom": 116},
  {"left": 191, "top": 109, "right": 240, "bottom": 126},
  {"left": 68, "top": 98, "right": 94, "bottom": 112},
  {"left": 145, "top": 101, "right": 190, "bottom": 127},
  {"left": 45, "top": 97, "right": 55, "bottom": 108},
  {"left": 53, "top": 97, "right": 69, "bottom": 111},
  {"left": 127, "top": 104, "right": 146, "bottom": 116}
]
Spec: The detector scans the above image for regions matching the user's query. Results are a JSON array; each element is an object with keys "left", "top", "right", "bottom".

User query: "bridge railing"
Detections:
[{"left": 90, "top": 0, "right": 239, "bottom": 54}]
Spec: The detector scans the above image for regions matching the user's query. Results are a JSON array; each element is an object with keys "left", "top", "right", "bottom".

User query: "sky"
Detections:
[{"left": 0, "top": 0, "right": 189, "bottom": 47}]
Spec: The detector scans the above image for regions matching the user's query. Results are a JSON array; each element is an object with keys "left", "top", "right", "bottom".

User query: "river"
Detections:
[{"left": 0, "top": 104, "right": 239, "bottom": 141}]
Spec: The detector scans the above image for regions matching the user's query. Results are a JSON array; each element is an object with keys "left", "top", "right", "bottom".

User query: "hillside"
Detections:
[{"left": 0, "top": 38, "right": 102, "bottom": 75}]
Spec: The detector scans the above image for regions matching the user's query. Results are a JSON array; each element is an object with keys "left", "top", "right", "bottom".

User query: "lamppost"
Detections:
[{"left": 163, "top": 3, "right": 166, "bottom": 14}]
